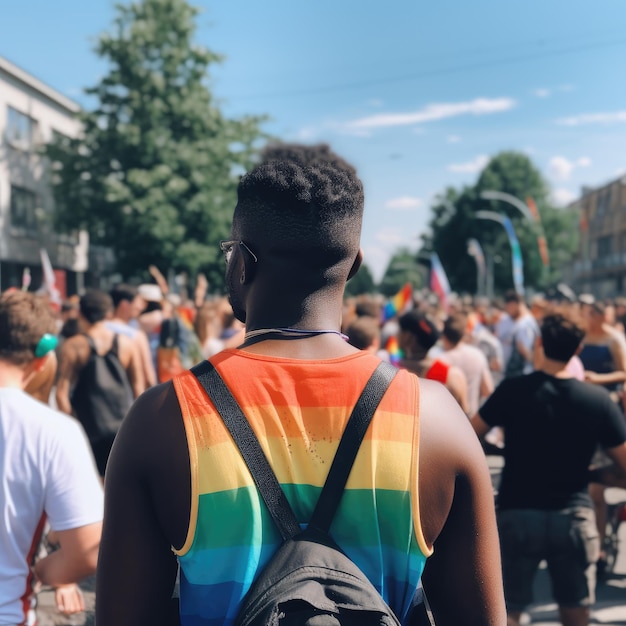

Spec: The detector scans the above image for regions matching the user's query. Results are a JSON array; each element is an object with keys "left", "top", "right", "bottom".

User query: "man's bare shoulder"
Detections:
[
  {"left": 106, "top": 380, "right": 190, "bottom": 547},
  {"left": 418, "top": 378, "right": 489, "bottom": 544},
  {"left": 58, "top": 334, "right": 91, "bottom": 364},
  {"left": 419, "top": 379, "right": 479, "bottom": 465},
  {"left": 110, "top": 381, "right": 186, "bottom": 473}
]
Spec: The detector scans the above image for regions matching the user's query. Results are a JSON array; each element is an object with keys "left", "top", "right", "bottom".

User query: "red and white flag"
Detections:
[{"left": 430, "top": 252, "right": 451, "bottom": 312}]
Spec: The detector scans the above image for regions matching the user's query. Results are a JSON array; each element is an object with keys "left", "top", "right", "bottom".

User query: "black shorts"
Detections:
[{"left": 497, "top": 507, "right": 600, "bottom": 612}]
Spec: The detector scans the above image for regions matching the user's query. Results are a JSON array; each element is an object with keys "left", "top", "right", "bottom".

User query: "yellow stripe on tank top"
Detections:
[
  {"left": 196, "top": 437, "right": 413, "bottom": 495},
  {"left": 186, "top": 403, "right": 416, "bottom": 446}
]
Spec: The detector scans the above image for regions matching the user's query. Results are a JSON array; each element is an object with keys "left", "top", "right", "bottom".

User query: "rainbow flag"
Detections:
[
  {"left": 382, "top": 283, "right": 412, "bottom": 322},
  {"left": 385, "top": 336, "right": 403, "bottom": 366}
]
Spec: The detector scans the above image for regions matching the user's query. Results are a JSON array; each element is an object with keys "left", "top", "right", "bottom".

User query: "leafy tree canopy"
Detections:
[
  {"left": 379, "top": 248, "right": 424, "bottom": 297},
  {"left": 47, "top": 0, "right": 267, "bottom": 287},
  {"left": 421, "top": 151, "right": 578, "bottom": 295},
  {"left": 343, "top": 261, "right": 376, "bottom": 297}
]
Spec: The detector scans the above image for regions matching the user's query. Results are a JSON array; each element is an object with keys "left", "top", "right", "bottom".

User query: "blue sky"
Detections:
[{"left": 2, "top": 0, "right": 626, "bottom": 279}]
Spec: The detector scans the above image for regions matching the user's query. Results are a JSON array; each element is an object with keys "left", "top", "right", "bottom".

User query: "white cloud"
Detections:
[
  {"left": 447, "top": 154, "right": 489, "bottom": 174},
  {"left": 533, "top": 88, "right": 551, "bottom": 98},
  {"left": 557, "top": 111, "right": 626, "bottom": 126},
  {"left": 384, "top": 196, "right": 423, "bottom": 211},
  {"left": 294, "top": 126, "right": 318, "bottom": 141},
  {"left": 375, "top": 227, "right": 409, "bottom": 245},
  {"left": 447, "top": 134, "right": 461, "bottom": 143},
  {"left": 548, "top": 156, "right": 592, "bottom": 181},
  {"left": 340, "top": 97, "right": 516, "bottom": 133},
  {"left": 551, "top": 188, "right": 577, "bottom": 206}
]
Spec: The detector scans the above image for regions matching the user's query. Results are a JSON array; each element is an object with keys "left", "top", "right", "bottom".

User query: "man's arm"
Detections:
[
  {"left": 135, "top": 330, "right": 157, "bottom": 388},
  {"left": 479, "top": 360, "right": 495, "bottom": 400},
  {"left": 589, "top": 442, "right": 626, "bottom": 489},
  {"left": 33, "top": 522, "right": 102, "bottom": 586},
  {"left": 55, "top": 338, "right": 81, "bottom": 415},
  {"left": 418, "top": 380, "right": 506, "bottom": 625},
  {"left": 97, "top": 383, "right": 187, "bottom": 626},
  {"left": 120, "top": 335, "right": 145, "bottom": 398}
]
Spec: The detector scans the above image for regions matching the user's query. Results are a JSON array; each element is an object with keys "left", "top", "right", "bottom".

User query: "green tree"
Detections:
[
  {"left": 379, "top": 248, "right": 424, "bottom": 297},
  {"left": 422, "top": 151, "right": 578, "bottom": 295},
  {"left": 344, "top": 262, "right": 376, "bottom": 297},
  {"left": 47, "top": 0, "right": 266, "bottom": 287}
]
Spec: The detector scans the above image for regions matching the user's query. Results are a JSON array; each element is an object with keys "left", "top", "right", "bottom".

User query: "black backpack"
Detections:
[
  {"left": 192, "top": 360, "right": 433, "bottom": 626},
  {"left": 71, "top": 334, "right": 133, "bottom": 443}
]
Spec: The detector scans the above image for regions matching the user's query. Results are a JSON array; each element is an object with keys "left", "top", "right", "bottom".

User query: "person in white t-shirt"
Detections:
[{"left": 0, "top": 291, "right": 103, "bottom": 626}]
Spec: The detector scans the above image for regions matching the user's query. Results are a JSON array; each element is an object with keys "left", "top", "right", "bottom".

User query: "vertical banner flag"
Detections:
[
  {"left": 526, "top": 196, "right": 550, "bottom": 268},
  {"left": 382, "top": 282, "right": 413, "bottom": 322},
  {"left": 475, "top": 211, "right": 525, "bottom": 295},
  {"left": 39, "top": 249, "right": 62, "bottom": 308},
  {"left": 467, "top": 238, "right": 486, "bottom": 296},
  {"left": 430, "top": 253, "right": 451, "bottom": 310},
  {"left": 21, "top": 267, "right": 31, "bottom": 291},
  {"left": 500, "top": 217, "right": 525, "bottom": 295}
]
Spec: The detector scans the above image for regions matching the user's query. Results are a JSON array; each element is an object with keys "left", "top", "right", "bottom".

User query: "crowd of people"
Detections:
[{"left": 1, "top": 142, "right": 625, "bottom": 626}]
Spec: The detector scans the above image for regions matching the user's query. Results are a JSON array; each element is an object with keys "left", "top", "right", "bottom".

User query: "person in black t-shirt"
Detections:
[{"left": 471, "top": 313, "right": 626, "bottom": 626}]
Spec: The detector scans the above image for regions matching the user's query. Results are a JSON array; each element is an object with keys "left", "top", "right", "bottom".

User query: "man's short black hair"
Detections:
[
  {"left": 110, "top": 284, "right": 138, "bottom": 309},
  {"left": 541, "top": 313, "right": 585, "bottom": 363},
  {"left": 234, "top": 143, "right": 364, "bottom": 280},
  {"left": 346, "top": 316, "right": 380, "bottom": 350},
  {"left": 80, "top": 289, "right": 113, "bottom": 324},
  {"left": 442, "top": 313, "right": 467, "bottom": 346},
  {"left": 355, "top": 299, "right": 381, "bottom": 320},
  {"left": 504, "top": 289, "right": 524, "bottom": 304},
  {"left": 398, "top": 311, "right": 440, "bottom": 351}
]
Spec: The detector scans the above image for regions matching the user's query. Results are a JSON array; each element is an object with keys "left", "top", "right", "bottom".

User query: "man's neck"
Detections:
[
  {"left": 540, "top": 358, "right": 572, "bottom": 378},
  {"left": 240, "top": 286, "right": 353, "bottom": 359},
  {"left": 0, "top": 362, "right": 26, "bottom": 389}
]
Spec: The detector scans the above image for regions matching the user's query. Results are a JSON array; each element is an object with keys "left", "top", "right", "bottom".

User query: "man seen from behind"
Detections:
[
  {"left": 97, "top": 143, "right": 505, "bottom": 626},
  {"left": 471, "top": 313, "right": 626, "bottom": 626}
]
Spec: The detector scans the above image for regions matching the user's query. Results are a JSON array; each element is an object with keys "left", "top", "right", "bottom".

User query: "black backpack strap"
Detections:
[
  {"left": 191, "top": 359, "right": 301, "bottom": 541},
  {"left": 190, "top": 359, "right": 397, "bottom": 539},
  {"left": 84, "top": 334, "right": 97, "bottom": 353},
  {"left": 309, "top": 361, "right": 397, "bottom": 533}
]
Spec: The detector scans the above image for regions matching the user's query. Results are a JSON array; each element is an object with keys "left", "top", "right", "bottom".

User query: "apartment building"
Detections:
[
  {"left": 0, "top": 55, "right": 93, "bottom": 295},
  {"left": 569, "top": 174, "right": 626, "bottom": 297}
]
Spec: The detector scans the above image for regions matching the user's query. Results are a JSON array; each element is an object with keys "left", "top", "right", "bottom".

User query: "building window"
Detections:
[
  {"left": 597, "top": 235, "right": 612, "bottom": 259},
  {"left": 10, "top": 185, "right": 39, "bottom": 231},
  {"left": 5, "top": 106, "right": 39, "bottom": 149}
]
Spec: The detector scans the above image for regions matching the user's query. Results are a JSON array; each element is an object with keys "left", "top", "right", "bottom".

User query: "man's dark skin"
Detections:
[{"left": 97, "top": 161, "right": 505, "bottom": 626}]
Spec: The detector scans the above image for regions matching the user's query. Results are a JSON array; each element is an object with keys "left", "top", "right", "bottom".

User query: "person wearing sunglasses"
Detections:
[{"left": 98, "top": 144, "right": 505, "bottom": 626}]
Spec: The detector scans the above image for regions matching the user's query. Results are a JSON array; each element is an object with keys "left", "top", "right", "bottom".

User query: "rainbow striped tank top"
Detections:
[{"left": 172, "top": 349, "right": 431, "bottom": 626}]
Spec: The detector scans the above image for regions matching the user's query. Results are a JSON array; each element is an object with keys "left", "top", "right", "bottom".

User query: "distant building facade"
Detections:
[
  {"left": 0, "top": 55, "right": 114, "bottom": 295},
  {"left": 569, "top": 175, "right": 626, "bottom": 298}
]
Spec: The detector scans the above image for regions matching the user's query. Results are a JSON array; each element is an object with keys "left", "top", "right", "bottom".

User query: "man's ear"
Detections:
[
  {"left": 21, "top": 355, "right": 50, "bottom": 389},
  {"left": 347, "top": 249, "right": 364, "bottom": 281},
  {"left": 241, "top": 244, "right": 257, "bottom": 285}
]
